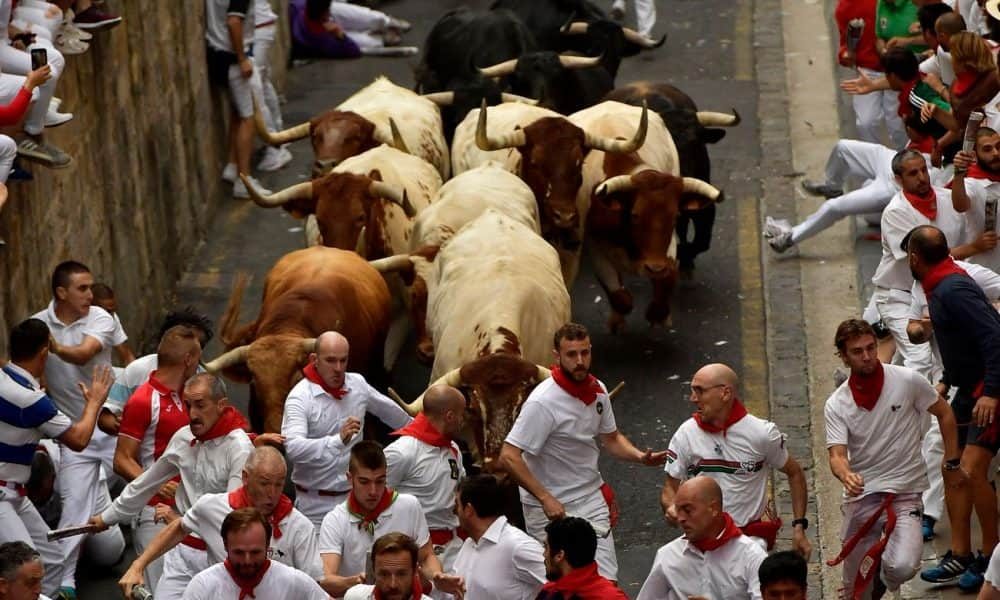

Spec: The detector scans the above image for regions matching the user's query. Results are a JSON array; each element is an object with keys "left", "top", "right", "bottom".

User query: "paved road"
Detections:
[{"left": 77, "top": 0, "right": 764, "bottom": 596}]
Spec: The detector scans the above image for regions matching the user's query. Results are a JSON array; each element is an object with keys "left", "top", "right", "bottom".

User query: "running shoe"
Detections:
[
  {"left": 921, "top": 550, "right": 973, "bottom": 584},
  {"left": 958, "top": 552, "right": 988, "bottom": 592}
]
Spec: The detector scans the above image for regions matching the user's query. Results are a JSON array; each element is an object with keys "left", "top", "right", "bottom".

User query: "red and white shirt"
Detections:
[{"left": 119, "top": 372, "right": 189, "bottom": 468}]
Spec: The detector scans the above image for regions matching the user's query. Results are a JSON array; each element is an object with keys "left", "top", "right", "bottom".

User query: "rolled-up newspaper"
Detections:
[
  {"left": 846, "top": 19, "right": 864, "bottom": 54},
  {"left": 964, "top": 111, "right": 987, "bottom": 154},
  {"left": 987, "top": 198, "right": 998, "bottom": 232},
  {"left": 46, "top": 524, "right": 95, "bottom": 542}
]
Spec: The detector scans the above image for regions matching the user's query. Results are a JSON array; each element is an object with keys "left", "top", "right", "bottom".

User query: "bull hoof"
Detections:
[
  {"left": 608, "top": 288, "right": 634, "bottom": 315},
  {"left": 608, "top": 312, "right": 626, "bottom": 334},
  {"left": 646, "top": 301, "right": 671, "bottom": 326},
  {"left": 416, "top": 339, "right": 435, "bottom": 365}
]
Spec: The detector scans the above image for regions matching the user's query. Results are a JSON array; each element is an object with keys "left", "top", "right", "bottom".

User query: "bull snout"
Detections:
[
  {"left": 312, "top": 159, "right": 338, "bottom": 178},
  {"left": 551, "top": 208, "right": 578, "bottom": 228},
  {"left": 642, "top": 258, "right": 679, "bottom": 278}
]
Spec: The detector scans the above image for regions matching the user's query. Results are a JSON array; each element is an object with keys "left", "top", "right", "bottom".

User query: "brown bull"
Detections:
[{"left": 203, "top": 247, "right": 393, "bottom": 432}]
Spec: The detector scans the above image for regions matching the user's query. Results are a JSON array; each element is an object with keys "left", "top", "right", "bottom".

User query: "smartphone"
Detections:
[{"left": 30, "top": 48, "right": 47, "bottom": 71}]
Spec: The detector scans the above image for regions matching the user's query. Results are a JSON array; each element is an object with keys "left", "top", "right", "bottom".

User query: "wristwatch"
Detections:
[
  {"left": 791, "top": 518, "right": 808, "bottom": 530},
  {"left": 944, "top": 458, "right": 962, "bottom": 471}
]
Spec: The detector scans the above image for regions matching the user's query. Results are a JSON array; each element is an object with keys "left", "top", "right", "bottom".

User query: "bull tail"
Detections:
[{"left": 219, "top": 272, "right": 255, "bottom": 347}]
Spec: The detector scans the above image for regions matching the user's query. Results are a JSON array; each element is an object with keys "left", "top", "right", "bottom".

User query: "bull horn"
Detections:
[
  {"left": 370, "top": 181, "right": 416, "bottom": 218},
  {"left": 388, "top": 118, "right": 409, "bottom": 153},
  {"left": 421, "top": 91, "right": 455, "bottom": 106},
  {"left": 696, "top": 109, "right": 741, "bottom": 127},
  {"left": 536, "top": 365, "right": 552, "bottom": 382},
  {"left": 355, "top": 226, "right": 367, "bottom": 255},
  {"left": 240, "top": 173, "right": 313, "bottom": 208},
  {"left": 387, "top": 387, "right": 419, "bottom": 415},
  {"left": 305, "top": 214, "right": 322, "bottom": 246},
  {"left": 585, "top": 101, "right": 648, "bottom": 154},
  {"left": 475, "top": 100, "right": 527, "bottom": 151},
  {"left": 595, "top": 174, "right": 635, "bottom": 196},
  {"left": 558, "top": 54, "right": 603, "bottom": 70},
  {"left": 621, "top": 27, "right": 667, "bottom": 49},
  {"left": 253, "top": 96, "right": 311, "bottom": 145},
  {"left": 608, "top": 381, "right": 625, "bottom": 399},
  {"left": 682, "top": 177, "right": 722, "bottom": 202},
  {"left": 397, "top": 367, "right": 464, "bottom": 416},
  {"left": 368, "top": 255, "right": 413, "bottom": 274},
  {"left": 202, "top": 344, "right": 250, "bottom": 373},
  {"left": 300, "top": 338, "right": 317, "bottom": 354},
  {"left": 560, "top": 21, "right": 589, "bottom": 35},
  {"left": 478, "top": 58, "right": 519, "bottom": 78},
  {"left": 500, "top": 93, "right": 539, "bottom": 105}
]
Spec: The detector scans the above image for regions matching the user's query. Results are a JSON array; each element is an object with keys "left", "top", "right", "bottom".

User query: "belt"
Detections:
[
  {"left": 0, "top": 480, "right": 27, "bottom": 497},
  {"left": 295, "top": 484, "right": 349, "bottom": 497},
  {"left": 181, "top": 535, "right": 208, "bottom": 551},
  {"left": 429, "top": 528, "right": 468, "bottom": 545}
]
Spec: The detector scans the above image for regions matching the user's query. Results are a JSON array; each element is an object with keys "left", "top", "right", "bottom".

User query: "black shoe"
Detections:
[
  {"left": 871, "top": 575, "right": 887, "bottom": 600},
  {"left": 8, "top": 160, "right": 32, "bottom": 181},
  {"left": 801, "top": 179, "right": 843, "bottom": 198}
]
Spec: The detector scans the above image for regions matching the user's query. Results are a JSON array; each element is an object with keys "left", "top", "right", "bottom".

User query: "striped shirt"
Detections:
[{"left": 0, "top": 363, "right": 71, "bottom": 484}]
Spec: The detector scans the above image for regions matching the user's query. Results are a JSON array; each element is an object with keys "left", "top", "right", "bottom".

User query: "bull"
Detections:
[
  {"left": 604, "top": 82, "right": 740, "bottom": 274},
  {"left": 569, "top": 101, "right": 722, "bottom": 331},
  {"left": 451, "top": 100, "right": 647, "bottom": 285},
  {"left": 202, "top": 247, "right": 393, "bottom": 432},
  {"left": 478, "top": 51, "right": 613, "bottom": 115},
  {"left": 255, "top": 76, "right": 451, "bottom": 179}
]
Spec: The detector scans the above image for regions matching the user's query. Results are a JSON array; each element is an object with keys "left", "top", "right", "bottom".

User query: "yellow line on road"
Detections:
[
  {"left": 734, "top": 0, "right": 754, "bottom": 82},
  {"left": 738, "top": 196, "right": 768, "bottom": 417}
]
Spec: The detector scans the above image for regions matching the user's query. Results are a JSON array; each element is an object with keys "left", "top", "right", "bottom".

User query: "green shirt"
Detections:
[{"left": 876, "top": 0, "right": 927, "bottom": 53}]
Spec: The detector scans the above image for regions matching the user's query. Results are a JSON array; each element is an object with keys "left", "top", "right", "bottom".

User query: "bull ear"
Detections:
[
  {"left": 368, "top": 169, "right": 383, "bottom": 182},
  {"left": 699, "top": 128, "right": 727, "bottom": 144}
]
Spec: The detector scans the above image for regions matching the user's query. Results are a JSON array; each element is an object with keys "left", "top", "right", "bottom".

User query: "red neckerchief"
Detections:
[
  {"left": 539, "top": 562, "right": 628, "bottom": 600},
  {"left": 952, "top": 70, "right": 979, "bottom": 98},
  {"left": 692, "top": 399, "right": 748, "bottom": 436},
  {"left": 966, "top": 162, "right": 1000, "bottom": 182},
  {"left": 228, "top": 487, "right": 294, "bottom": 539},
  {"left": 848, "top": 361, "right": 885, "bottom": 411},
  {"left": 347, "top": 488, "right": 398, "bottom": 536},
  {"left": 189, "top": 406, "right": 249, "bottom": 446},
  {"left": 302, "top": 362, "right": 347, "bottom": 399},
  {"left": 897, "top": 77, "right": 920, "bottom": 119},
  {"left": 922, "top": 256, "right": 971, "bottom": 302},
  {"left": 903, "top": 188, "right": 937, "bottom": 220},
  {"left": 690, "top": 512, "right": 743, "bottom": 552},
  {"left": 550, "top": 365, "right": 603, "bottom": 406},
  {"left": 907, "top": 135, "right": 935, "bottom": 154},
  {"left": 392, "top": 414, "right": 457, "bottom": 458},
  {"left": 373, "top": 575, "right": 424, "bottom": 600},
  {"left": 223, "top": 558, "right": 271, "bottom": 600}
]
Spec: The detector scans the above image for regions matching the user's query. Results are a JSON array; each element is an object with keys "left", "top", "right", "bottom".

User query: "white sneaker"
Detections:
[
  {"left": 62, "top": 10, "right": 94, "bottom": 41},
  {"left": 44, "top": 107, "right": 73, "bottom": 128},
  {"left": 55, "top": 34, "right": 88, "bottom": 55},
  {"left": 233, "top": 176, "right": 271, "bottom": 199},
  {"left": 257, "top": 146, "right": 293, "bottom": 172},
  {"left": 763, "top": 216, "right": 795, "bottom": 253},
  {"left": 49, "top": 97, "right": 62, "bottom": 112},
  {"left": 221, "top": 162, "right": 238, "bottom": 184}
]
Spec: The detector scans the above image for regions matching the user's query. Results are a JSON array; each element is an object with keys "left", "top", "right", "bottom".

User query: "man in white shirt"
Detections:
[
  {"left": 30, "top": 260, "right": 126, "bottom": 596},
  {"left": 825, "top": 318, "right": 962, "bottom": 598},
  {"left": 344, "top": 533, "right": 434, "bottom": 600},
  {"left": 0, "top": 318, "right": 111, "bottom": 597},
  {"left": 282, "top": 331, "right": 411, "bottom": 529},
  {"left": 118, "top": 446, "right": 321, "bottom": 596},
  {"left": 952, "top": 129, "right": 1000, "bottom": 273},
  {"left": 451, "top": 474, "right": 545, "bottom": 600},
  {"left": 385, "top": 385, "right": 466, "bottom": 575},
  {"left": 637, "top": 476, "right": 766, "bottom": 600},
  {"left": 660, "top": 362, "right": 811, "bottom": 558},
  {"left": 182, "top": 508, "right": 329, "bottom": 600},
  {"left": 89, "top": 373, "right": 254, "bottom": 600},
  {"left": 0, "top": 541, "right": 55, "bottom": 600},
  {"left": 319, "top": 441, "right": 463, "bottom": 599},
  {"left": 499, "top": 322, "right": 667, "bottom": 582}
]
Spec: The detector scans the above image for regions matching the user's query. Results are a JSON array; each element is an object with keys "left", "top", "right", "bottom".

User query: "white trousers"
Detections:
[
  {"left": 330, "top": 0, "right": 390, "bottom": 50},
  {"left": 294, "top": 489, "right": 348, "bottom": 533},
  {"left": 226, "top": 57, "right": 264, "bottom": 119},
  {"left": 523, "top": 490, "right": 618, "bottom": 581},
  {"left": 922, "top": 418, "right": 945, "bottom": 521},
  {"left": 0, "top": 134, "right": 17, "bottom": 182},
  {"left": 611, "top": 0, "right": 657, "bottom": 37},
  {"left": 252, "top": 25, "right": 283, "bottom": 132},
  {"left": 0, "top": 39, "right": 64, "bottom": 135},
  {"left": 840, "top": 493, "right": 923, "bottom": 594},
  {"left": 853, "top": 68, "right": 908, "bottom": 149},
  {"left": 0, "top": 490, "right": 64, "bottom": 596},
  {"left": 792, "top": 139, "right": 898, "bottom": 244},
  {"left": 873, "top": 288, "right": 936, "bottom": 381},
  {"left": 12, "top": 5, "right": 60, "bottom": 40},
  {"left": 157, "top": 543, "right": 209, "bottom": 600},
  {"left": 429, "top": 536, "right": 464, "bottom": 600},
  {"left": 132, "top": 505, "right": 167, "bottom": 593}
]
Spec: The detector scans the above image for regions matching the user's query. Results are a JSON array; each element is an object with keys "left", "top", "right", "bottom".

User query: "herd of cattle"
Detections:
[{"left": 201, "top": 0, "right": 742, "bottom": 469}]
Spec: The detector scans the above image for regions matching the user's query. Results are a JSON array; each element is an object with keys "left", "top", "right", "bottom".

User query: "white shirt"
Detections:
[
  {"left": 100, "top": 425, "right": 253, "bottom": 525},
  {"left": 957, "top": 177, "right": 1000, "bottom": 272},
  {"left": 181, "top": 490, "right": 323, "bottom": 579},
  {"left": 318, "top": 492, "right": 429, "bottom": 577},
  {"left": 110, "top": 313, "right": 129, "bottom": 348},
  {"left": 909, "top": 260, "right": 1000, "bottom": 319},
  {"left": 872, "top": 188, "right": 968, "bottom": 292},
  {"left": 106, "top": 353, "right": 158, "bottom": 415},
  {"left": 345, "top": 585, "right": 432, "bottom": 600},
  {"left": 919, "top": 47, "right": 955, "bottom": 87},
  {"left": 385, "top": 435, "right": 465, "bottom": 531},
  {"left": 985, "top": 544, "right": 1000, "bottom": 590},
  {"left": 282, "top": 373, "right": 411, "bottom": 493},
  {"left": 182, "top": 559, "right": 328, "bottom": 600},
  {"left": 504, "top": 377, "right": 617, "bottom": 506},
  {"left": 33, "top": 302, "right": 117, "bottom": 420},
  {"left": 636, "top": 534, "right": 766, "bottom": 600},
  {"left": 204, "top": 0, "right": 255, "bottom": 54},
  {"left": 0, "top": 363, "right": 71, "bottom": 484},
  {"left": 824, "top": 364, "right": 939, "bottom": 500},
  {"left": 452, "top": 516, "right": 546, "bottom": 600},
  {"left": 664, "top": 414, "right": 788, "bottom": 526}
]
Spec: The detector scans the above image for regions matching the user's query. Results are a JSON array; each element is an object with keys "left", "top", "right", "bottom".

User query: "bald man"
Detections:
[
  {"left": 385, "top": 385, "right": 467, "bottom": 586},
  {"left": 282, "top": 331, "right": 412, "bottom": 529},
  {"left": 661, "top": 363, "right": 811, "bottom": 559},
  {"left": 638, "top": 476, "right": 767, "bottom": 600}
]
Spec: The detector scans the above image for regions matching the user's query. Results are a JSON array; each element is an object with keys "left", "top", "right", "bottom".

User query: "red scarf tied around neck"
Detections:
[
  {"left": 348, "top": 488, "right": 398, "bottom": 536},
  {"left": 903, "top": 188, "right": 938, "bottom": 220},
  {"left": 224, "top": 558, "right": 271, "bottom": 600},
  {"left": 691, "top": 512, "right": 743, "bottom": 552},
  {"left": 692, "top": 399, "right": 748, "bottom": 435},
  {"left": 303, "top": 362, "right": 348, "bottom": 399},
  {"left": 922, "top": 256, "right": 970, "bottom": 302},
  {"left": 849, "top": 361, "right": 885, "bottom": 411},
  {"left": 189, "top": 406, "right": 249, "bottom": 446},
  {"left": 952, "top": 70, "right": 979, "bottom": 98},
  {"left": 539, "top": 562, "right": 628, "bottom": 600},
  {"left": 373, "top": 576, "right": 424, "bottom": 600},
  {"left": 228, "top": 487, "right": 294, "bottom": 539},
  {"left": 392, "top": 414, "right": 457, "bottom": 458},
  {"left": 550, "top": 365, "right": 604, "bottom": 406},
  {"left": 966, "top": 162, "right": 1000, "bottom": 182}
]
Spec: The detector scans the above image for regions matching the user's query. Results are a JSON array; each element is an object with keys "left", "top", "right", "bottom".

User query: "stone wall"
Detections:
[{"left": 0, "top": 0, "right": 289, "bottom": 353}]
